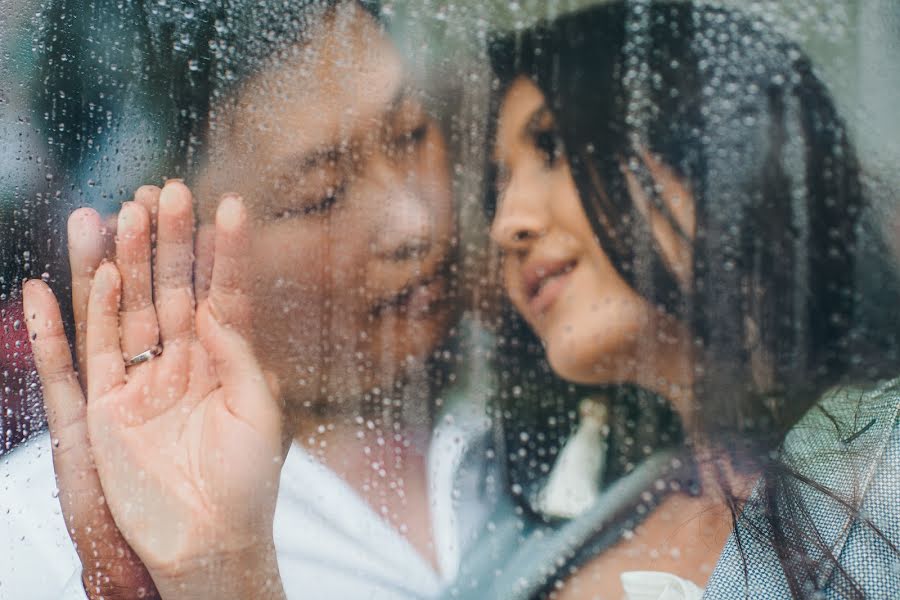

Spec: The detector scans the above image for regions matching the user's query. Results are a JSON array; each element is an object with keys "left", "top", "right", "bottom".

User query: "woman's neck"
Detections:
[{"left": 690, "top": 440, "right": 761, "bottom": 506}]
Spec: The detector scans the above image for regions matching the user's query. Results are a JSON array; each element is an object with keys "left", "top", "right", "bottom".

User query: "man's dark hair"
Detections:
[{"left": 15, "top": 0, "right": 380, "bottom": 294}]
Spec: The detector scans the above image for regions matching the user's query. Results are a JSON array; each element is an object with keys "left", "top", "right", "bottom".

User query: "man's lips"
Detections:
[
  {"left": 522, "top": 257, "right": 577, "bottom": 315},
  {"left": 371, "top": 263, "right": 453, "bottom": 319}
]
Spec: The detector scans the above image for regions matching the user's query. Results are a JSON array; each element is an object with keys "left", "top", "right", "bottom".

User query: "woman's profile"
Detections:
[{"left": 485, "top": 2, "right": 900, "bottom": 598}]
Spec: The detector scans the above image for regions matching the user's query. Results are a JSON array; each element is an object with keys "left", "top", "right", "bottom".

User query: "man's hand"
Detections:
[
  {"left": 25, "top": 181, "right": 286, "bottom": 599},
  {"left": 25, "top": 187, "right": 162, "bottom": 599}
]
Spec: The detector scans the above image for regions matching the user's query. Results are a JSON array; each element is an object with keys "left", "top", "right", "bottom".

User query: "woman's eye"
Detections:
[
  {"left": 534, "top": 130, "right": 562, "bottom": 168},
  {"left": 272, "top": 183, "right": 346, "bottom": 220}
]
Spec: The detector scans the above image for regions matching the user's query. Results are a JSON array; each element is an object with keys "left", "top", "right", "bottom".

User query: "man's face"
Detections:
[{"left": 195, "top": 3, "right": 456, "bottom": 413}]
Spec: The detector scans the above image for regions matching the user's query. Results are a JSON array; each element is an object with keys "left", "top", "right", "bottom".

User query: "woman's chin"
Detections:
[
  {"left": 546, "top": 342, "right": 603, "bottom": 386},
  {"left": 544, "top": 331, "right": 639, "bottom": 387}
]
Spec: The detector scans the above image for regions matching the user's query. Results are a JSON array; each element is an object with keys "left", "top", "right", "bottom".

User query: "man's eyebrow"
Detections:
[
  {"left": 277, "top": 82, "right": 412, "bottom": 173},
  {"left": 277, "top": 145, "right": 344, "bottom": 177}
]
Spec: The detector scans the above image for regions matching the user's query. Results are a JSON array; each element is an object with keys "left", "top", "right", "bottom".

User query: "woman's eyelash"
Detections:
[{"left": 533, "top": 130, "right": 562, "bottom": 167}]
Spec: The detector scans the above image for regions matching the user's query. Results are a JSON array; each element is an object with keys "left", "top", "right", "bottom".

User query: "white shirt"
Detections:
[{"left": 0, "top": 397, "right": 496, "bottom": 600}]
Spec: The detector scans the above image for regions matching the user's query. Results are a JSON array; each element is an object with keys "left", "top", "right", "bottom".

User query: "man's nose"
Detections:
[
  {"left": 370, "top": 162, "right": 436, "bottom": 263},
  {"left": 490, "top": 175, "right": 549, "bottom": 253}
]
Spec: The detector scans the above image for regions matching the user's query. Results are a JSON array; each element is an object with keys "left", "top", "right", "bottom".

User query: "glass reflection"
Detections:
[{"left": 3, "top": 2, "right": 488, "bottom": 599}]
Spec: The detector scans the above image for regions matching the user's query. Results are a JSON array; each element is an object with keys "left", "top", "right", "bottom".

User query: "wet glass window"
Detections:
[{"left": 2, "top": 1, "right": 899, "bottom": 599}]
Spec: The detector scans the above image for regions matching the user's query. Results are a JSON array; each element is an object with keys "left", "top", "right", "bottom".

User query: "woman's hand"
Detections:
[{"left": 26, "top": 182, "right": 286, "bottom": 599}]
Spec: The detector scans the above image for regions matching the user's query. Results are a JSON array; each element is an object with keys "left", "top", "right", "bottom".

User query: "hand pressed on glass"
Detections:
[
  {"left": 24, "top": 188, "right": 163, "bottom": 600},
  {"left": 25, "top": 182, "right": 286, "bottom": 600}
]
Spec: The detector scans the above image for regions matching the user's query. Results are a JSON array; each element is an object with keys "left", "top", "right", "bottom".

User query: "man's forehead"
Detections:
[
  {"left": 220, "top": 7, "right": 406, "bottom": 165},
  {"left": 195, "top": 5, "right": 413, "bottom": 214}
]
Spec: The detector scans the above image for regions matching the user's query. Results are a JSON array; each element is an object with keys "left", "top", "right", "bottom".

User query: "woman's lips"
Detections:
[{"left": 523, "top": 259, "right": 577, "bottom": 315}]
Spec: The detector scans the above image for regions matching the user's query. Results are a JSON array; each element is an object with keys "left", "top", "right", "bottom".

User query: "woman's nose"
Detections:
[{"left": 490, "top": 180, "right": 548, "bottom": 252}]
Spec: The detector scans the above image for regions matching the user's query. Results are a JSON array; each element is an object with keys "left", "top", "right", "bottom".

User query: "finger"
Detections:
[
  {"left": 24, "top": 279, "right": 86, "bottom": 447},
  {"left": 101, "top": 185, "right": 159, "bottom": 276},
  {"left": 207, "top": 195, "right": 252, "bottom": 334},
  {"left": 154, "top": 181, "right": 195, "bottom": 344},
  {"left": 23, "top": 280, "right": 152, "bottom": 593},
  {"left": 68, "top": 208, "right": 107, "bottom": 387},
  {"left": 86, "top": 262, "right": 126, "bottom": 399},
  {"left": 197, "top": 301, "right": 278, "bottom": 437},
  {"left": 197, "top": 197, "right": 275, "bottom": 428},
  {"left": 134, "top": 184, "right": 161, "bottom": 235},
  {"left": 115, "top": 202, "right": 160, "bottom": 361},
  {"left": 24, "top": 281, "right": 96, "bottom": 532},
  {"left": 194, "top": 223, "right": 215, "bottom": 303},
  {"left": 103, "top": 185, "right": 161, "bottom": 237}
]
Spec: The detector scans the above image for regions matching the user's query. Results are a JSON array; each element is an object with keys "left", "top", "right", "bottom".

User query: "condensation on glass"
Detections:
[{"left": 0, "top": 1, "right": 898, "bottom": 599}]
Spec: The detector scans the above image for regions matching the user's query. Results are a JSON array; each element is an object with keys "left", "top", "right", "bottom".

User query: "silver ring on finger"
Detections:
[{"left": 124, "top": 345, "right": 163, "bottom": 367}]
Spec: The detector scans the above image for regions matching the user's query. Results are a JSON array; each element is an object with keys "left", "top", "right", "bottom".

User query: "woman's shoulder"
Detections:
[
  {"left": 788, "top": 376, "right": 900, "bottom": 445},
  {"left": 828, "top": 375, "right": 900, "bottom": 596},
  {"left": 783, "top": 376, "right": 900, "bottom": 501},
  {"left": 703, "top": 376, "right": 900, "bottom": 598},
  {"left": 0, "top": 431, "right": 82, "bottom": 599}
]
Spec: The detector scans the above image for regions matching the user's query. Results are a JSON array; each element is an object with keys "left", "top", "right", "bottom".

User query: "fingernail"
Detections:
[
  {"left": 217, "top": 195, "right": 244, "bottom": 229},
  {"left": 159, "top": 184, "right": 182, "bottom": 213},
  {"left": 23, "top": 279, "right": 44, "bottom": 294},
  {"left": 68, "top": 207, "right": 99, "bottom": 240},
  {"left": 135, "top": 185, "right": 161, "bottom": 211},
  {"left": 93, "top": 266, "right": 110, "bottom": 291},
  {"left": 118, "top": 201, "right": 147, "bottom": 234}
]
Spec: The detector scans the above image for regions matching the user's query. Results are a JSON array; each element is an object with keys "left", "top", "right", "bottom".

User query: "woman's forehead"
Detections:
[{"left": 494, "top": 77, "right": 550, "bottom": 163}]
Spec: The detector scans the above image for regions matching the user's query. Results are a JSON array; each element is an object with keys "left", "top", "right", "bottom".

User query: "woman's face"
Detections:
[
  {"left": 194, "top": 4, "right": 456, "bottom": 412},
  {"left": 491, "top": 77, "right": 693, "bottom": 391}
]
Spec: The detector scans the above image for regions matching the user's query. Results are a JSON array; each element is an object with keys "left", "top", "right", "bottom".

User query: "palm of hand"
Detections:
[
  {"left": 77, "top": 188, "right": 285, "bottom": 577},
  {"left": 26, "top": 184, "right": 286, "bottom": 599},
  {"left": 88, "top": 324, "right": 282, "bottom": 572}
]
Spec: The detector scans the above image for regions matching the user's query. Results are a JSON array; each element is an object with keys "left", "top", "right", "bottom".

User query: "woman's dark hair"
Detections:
[{"left": 489, "top": 2, "right": 900, "bottom": 597}]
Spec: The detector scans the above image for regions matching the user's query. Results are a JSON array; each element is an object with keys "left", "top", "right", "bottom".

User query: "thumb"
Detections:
[{"left": 196, "top": 300, "right": 279, "bottom": 433}]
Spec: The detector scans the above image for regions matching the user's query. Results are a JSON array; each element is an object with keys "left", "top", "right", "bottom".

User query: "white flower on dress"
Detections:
[{"left": 536, "top": 396, "right": 609, "bottom": 519}]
